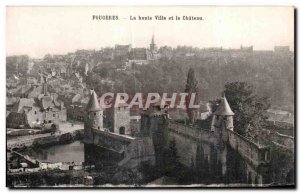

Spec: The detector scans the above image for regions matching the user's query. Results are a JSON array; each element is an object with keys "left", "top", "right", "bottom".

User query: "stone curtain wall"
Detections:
[{"left": 227, "top": 129, "right": 270, "bottom": 167}]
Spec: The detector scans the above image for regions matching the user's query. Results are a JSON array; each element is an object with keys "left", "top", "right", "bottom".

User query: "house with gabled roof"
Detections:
[{"left": 6, "top": 81, "right": 66, "bottom": 129}]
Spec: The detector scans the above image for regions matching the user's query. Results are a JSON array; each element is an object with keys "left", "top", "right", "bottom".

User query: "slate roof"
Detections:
[
  {"left": 86, "top": 90, "right": 101, "bottom": 112},
  {"left": 11, "top": 93, "right": 61, "bottom": 113},
  {"left": 41, "top": 95, "right": 54, "bottom": 110},
  {"left": 27, "top": 85, "right": 44, "bottom": 98},
  {"left": 11, "top": 98, "right": 36, "bottom": 113},
  {"left": 214, "top": 96, "right": 235, "bottom": 116},
  {"left": 16, "top": 85, "right": 33, "bottom": 96}
]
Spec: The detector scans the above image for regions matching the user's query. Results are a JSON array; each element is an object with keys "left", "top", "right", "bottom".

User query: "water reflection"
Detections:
[
  {"left": 27, "top": 140, "right": 268, "bottom": 185},
  {"left": 28, "top": 141, "right": 85, "bottom": 163}
]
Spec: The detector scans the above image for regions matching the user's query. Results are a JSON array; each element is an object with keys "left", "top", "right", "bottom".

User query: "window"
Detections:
[
  {"left": 94, "top": 113, "right": 96, "bottom": 116},
  {"left": 48, "top": 120, "right": 52, "bottom": 123},
  {"left": 53, "top": 114, "right": 56, "bottom": 117},
  {"left": 119, "top": 127, "right": 125, "bottom": 135},
  {"left": 34, "top": 111, "right": 37, "bottom": 115}
]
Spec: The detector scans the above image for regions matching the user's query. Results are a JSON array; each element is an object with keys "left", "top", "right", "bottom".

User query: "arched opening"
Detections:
[{"left": 119, "top": 127, "right": 125, "bottom": 135}]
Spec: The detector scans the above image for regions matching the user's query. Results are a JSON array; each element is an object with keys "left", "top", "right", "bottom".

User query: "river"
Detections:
[{"left": 28, "top": 140, "right": 85, "bottom": 163}]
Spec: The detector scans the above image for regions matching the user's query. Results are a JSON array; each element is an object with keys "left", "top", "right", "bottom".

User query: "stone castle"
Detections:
[
  {"left": 83, "top": 91, "right": 167, "bottom": 168},
  {"left": 83, "top": 90, "right": 271, "bottom": 184}
]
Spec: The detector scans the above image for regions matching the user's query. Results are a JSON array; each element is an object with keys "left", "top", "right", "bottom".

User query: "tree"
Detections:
[
  {"left": 222, "top": 82, "right": 270, "bottom": 136},
  {"left": 268, "top": 145, "right": 294, "bottom": 184},
  {"left": 99, "top": 67, "right": 109, "bottom": 78},
  {"left": 185, "top": 68, "right": 200, "bottom": 125}
]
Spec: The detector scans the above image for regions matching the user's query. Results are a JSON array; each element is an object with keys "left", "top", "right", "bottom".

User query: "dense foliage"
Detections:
[{"left": 222, "top": 82, "right": 271, "bottom": 136}]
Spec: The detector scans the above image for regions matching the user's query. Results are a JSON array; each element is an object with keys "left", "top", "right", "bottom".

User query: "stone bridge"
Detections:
[
  {"left": 86, "top": 128, "right": 135, "bottom": 153},
  {"left": 84, "top": 128, "right": 155, "bottom": 168}
]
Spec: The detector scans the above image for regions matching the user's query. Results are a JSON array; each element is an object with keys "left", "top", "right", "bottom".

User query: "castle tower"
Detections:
[
  {"left": 84, "top": 90, "right": 103, "bottom": 144},
  {"left": 211, "top": 95, "right": 235, "bottom": 132},
  {"left": 140, "top": 103, "right": 169, "bottom": 168},
  {"left": 112, "top": 98, "right": 131, "bottom": 135}
]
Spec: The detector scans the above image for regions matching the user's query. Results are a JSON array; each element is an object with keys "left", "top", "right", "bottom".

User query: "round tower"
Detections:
[
  {"left": 84, "top": 90, "right": 103, "bottom": 144},
  {"left": 211, "top": 95, "right": 235, "bottom": 132}
]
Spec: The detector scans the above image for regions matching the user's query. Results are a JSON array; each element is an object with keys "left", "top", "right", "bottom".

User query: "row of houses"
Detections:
[{"left": 6, "top": 77, "right": 67, "bottom": 129}]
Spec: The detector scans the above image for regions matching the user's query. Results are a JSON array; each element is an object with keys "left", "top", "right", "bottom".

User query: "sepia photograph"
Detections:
[{"left": 5, "top": 6, "right": 295, "bottom": 188}]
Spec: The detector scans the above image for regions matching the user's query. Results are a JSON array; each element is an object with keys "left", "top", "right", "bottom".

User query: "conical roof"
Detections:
[
  {"left": 86, "top": 90, "right": 101, "bottom": 112},
  {"left": 214, "top": 96, "right": 234, "bottom": 116}
]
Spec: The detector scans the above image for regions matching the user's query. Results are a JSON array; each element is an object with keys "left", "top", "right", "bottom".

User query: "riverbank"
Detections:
[
  {"left": 9, "top": 129, "right": 84, "bottom": 162},
  {"left": 7, "top": 122, "right": 84, "bottom": 150},
  {"left": 31, "top": 129, "right": 84, "bottom": 148}
]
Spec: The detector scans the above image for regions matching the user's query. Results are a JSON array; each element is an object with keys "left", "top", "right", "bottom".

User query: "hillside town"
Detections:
[{"left": 7, "top": 36, "right": 294, "bottom": 131}]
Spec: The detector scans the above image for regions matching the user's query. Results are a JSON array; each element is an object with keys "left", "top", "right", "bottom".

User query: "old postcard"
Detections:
[{"left": 6, "top": 6, "right": 295, "bottom": 188}]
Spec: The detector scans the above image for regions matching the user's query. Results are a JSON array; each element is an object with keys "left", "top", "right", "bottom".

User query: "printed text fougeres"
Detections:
[{"left": 92, "top": 15, "right": 203, "bottom": 21}]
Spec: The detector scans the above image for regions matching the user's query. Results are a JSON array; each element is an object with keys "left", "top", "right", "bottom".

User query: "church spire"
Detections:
[{"left": 150, "top": 34, "right": 157, "bottom": 52}]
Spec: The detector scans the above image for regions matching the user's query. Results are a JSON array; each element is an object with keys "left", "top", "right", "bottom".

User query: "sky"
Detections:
[{"left": 6, "top": 6, "right": 294, "bottom": 58}]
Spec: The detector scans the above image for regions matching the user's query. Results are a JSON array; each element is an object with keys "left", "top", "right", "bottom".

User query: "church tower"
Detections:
[
  {"left": 150, "top": 35, "right": 157, "bottom": 52},
  {"left": 84, "top": 90, "right": 103, "bottom": 144},
  {"left": 211, "top": 95, "right": 235, "bottom": 134}
]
